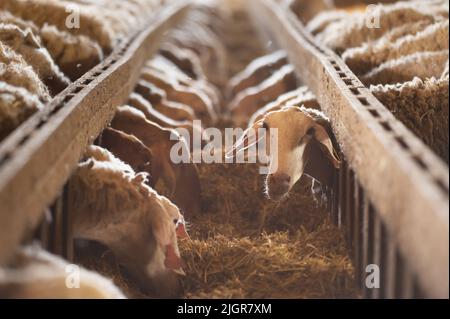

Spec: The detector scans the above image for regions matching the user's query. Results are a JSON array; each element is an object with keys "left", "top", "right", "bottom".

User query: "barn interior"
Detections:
[{"left": 0, "top": 0, "right": 448, "bottom": 299}]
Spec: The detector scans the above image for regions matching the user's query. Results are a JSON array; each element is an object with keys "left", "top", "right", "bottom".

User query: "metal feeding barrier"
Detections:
[
  {"left": 248, "top": 0, "right": 449, "bottom": 298},
  {"left": 0, "top": 0, "right": 191, "bottom": 265}
]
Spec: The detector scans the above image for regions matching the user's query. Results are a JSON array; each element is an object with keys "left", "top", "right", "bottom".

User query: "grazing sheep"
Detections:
[
  {"left": 227, "top": 50, "right": 288, "bottom": 97},
  {"left": 306, "top": 10, "right": 351, "bottom": 35},
  {"left": 135, "top": 80, "right": 196, "bottom": 121},
  {"left": 360, "top": 50, "right": 449, "bottom": 85},
  {"left": 168, "top": 23, "right": 228, "bottom": 87},
  {"left": 248, "top": 86, "right": 319, "bottom": 126},
  {"left": 227, "top": 106, "right": 340, "bottom": 201},
  {"left": 229, "top": 64, "right": 297, "bottom": 127},
  {"left": 371, "top": 77, "right": 449, "bottom": 162},
  {"left": 317, "top": 1, "right": 445, "bottom": 53},
  {"left": 442, "top": 60, "right": 449, "bottom": 79},
  {"left": 0, "top": 81, "right": 43, "bottom": 141},
  {"left": 0, "top": 42, "right": 50, "bottom": 102},
  {"left": 70, "top": 145, "right": 186, "bottom": 297},
  {"left": 0, "top": 244, "right": 125, "bottom": 299},
  {"left": 0, "top": 23, "right": 71, "bottom": 95},
  {"left": 343, "top": 20, "right": 449, "bottom": 75},
  {"left": 381, "top": 20, "right": 434, "bottom": 43},
  {"left": 285, "top": 0, "right": 335, "bottom": 23},
  {"left": 40, "top": 24, "right": 103, "bottom": 81},
  {"left": 132, "top": 85, "right": 195, "bottom": 123},
  {"left": 141, "top": 68, "right": 217, "bottom": 123},
  {"left": 0, "top": 9, "right": 39, "bottom": 33},
  {"left": 147, "top": 55, "right": 221, "bottom": 112},
  {"left": 111, "top": 106, "right": 202, "bottom": 219},
  {"left": 127, "top": 93, "right": 203, "bottom": 150},
  {"left": 101, "top": 127, "right": 154, "bottom": 187},
  {"left": 160, "top": 43, "right": 208, "bottom": 81},
  {"left": 0, "top": 0, "right": 116, "bottom": 51}
]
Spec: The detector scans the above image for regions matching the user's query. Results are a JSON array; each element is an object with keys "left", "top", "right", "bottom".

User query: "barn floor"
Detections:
[{"left": 75, "top": 5, "right": 358, "bottom": 299}]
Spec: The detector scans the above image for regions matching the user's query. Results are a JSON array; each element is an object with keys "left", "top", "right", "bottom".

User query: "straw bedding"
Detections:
[
  {"left": 180, "top": 162, "right": 358, "bottom": 299},
  {"left": 74, "top": 160, "right": 358, "bottom": 299}
]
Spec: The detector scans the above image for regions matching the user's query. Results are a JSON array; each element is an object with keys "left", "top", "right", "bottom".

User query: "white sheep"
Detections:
[
  {"left": 0, "top": 23, "right": 71, "bottom": 95},
  {"left": 317, "top": 1, "right": 447, "bottom": 53},
  {"left": 70, "top": 145, "right": 186, "bottom": 297},
  {"left": 227, "top": 106, "right": 340, "bottom": 201},
  {"left": 360, "top": 50, "right": 449, "bottom": 85},
  {"left": 0, "top": 41, "right": 50, "bottom": 102},
  {"left": 371, "top": 76, "right": 449, "bottom": 162},
  {"left": 0, "top": 244, "right": 125, "bottom": 299},
  {"left": 0, "top": 0, "right": 116, "bottom": 51},
  {"left": 343, "top": 20, "right": 449, "bottom": 75},
  {"left": 0, "top": 81, "right": 43, "bottom": 141}
]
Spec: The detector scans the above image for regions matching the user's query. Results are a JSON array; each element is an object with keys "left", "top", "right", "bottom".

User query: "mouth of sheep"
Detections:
[{"left": 265, "top": 179, "right": 291, "bottom": 201}]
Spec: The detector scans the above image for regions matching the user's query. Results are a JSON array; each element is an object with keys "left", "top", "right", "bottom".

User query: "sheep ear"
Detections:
[
  {"left": 225, "top": 120, "right": 264, "bottom": 159},
  {"left": 312, "top": 124, "right": 340, "bottom": 169}
]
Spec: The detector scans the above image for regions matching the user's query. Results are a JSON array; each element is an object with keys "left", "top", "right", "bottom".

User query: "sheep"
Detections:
[
  {"left": 0, "top": 9, "right": 39, "bottom": 34},
  {"left": 248, "top": 86, "right": 319, "bottom": 126},
  {"left": 381, "top": 20, "right": 434, "bottom": 44},
  {"left": 100, "top": 127, "right": 155, "bottom": 187},
  {"left": 316, "top": 1, "right": 446, "bottom": 54},
  {"left": 141, "top": 68, "right": 217, "bottom": 124},
  {"left": 127, "top": 93, "right": 202, "bottom": 151},
  {"left": 343, "top": 20, "right": 449, "bottom": 75},
  {"left": 371, "top": 77, "right": 449, "bottom": 162},
  {"left": 0, "top": 10, "right": 103, "bottom": 81},
  {"left": 0, "top": 41, "right": 50, "bottom": 102},
  {"left": 0, "top": 81, "right": 43, "bottom": 141},
  {"left": 70, "top": 145, "right": 186, "bottom": 297},
  {"left": 0, "top": 23, "right": 71, "bottom": 95},
  {"left": 226, "top": 50, "right": 288, "bottom": 98},
  {"left": 111, "top": 106, "right": 202, "bottom": 219},
  {"left": 134, "top": 82, "right": 195, "bottom": 122},
  {"left": 147, "top": 55, "right": 221, "bottom": 112},
  {"left": 360, "top": 50, "right": 449, "bottom": 86},
  {"left": 160, "top": 42, "right": 211, "bottom": 81},
  {"left": 0, "top": 244, "right": 125, "bottom": 299},
  {"left": 229, "top": 64, "right": 298, "bottom": 127},
  {"left": 306, "top": 10, "right": 351, "bottom": 35},
  {"left": 226, "top": 106, "right": 340, "bottom": 201},
  {"left": 285, "top": 0, "right": 335, "bottom": 23},
  {"left": 442, "top": 60, "right": 449, "bottom": 79},
  {"left": 167, "top": 23, "right": 228, "bottom": 87},
  {"left": 39, "top": 24, "right": 103, "bottom": 81},
  {"left": 0, "top": 0, "right": 116, "bottom": 51}
]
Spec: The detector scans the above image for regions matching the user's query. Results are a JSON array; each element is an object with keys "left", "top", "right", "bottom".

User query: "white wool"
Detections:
[
  {"left": 361, "top": 50, "right": 449, "bottom": 85},
  {"left": 343, "top": 20, "right": 449, "bottom": 75},
  {"left": 0, "top": 244, "right": 125, "bottom": 299},
  {"left": 317, "top": 0, "right": 447, "bottom": 53},
  {"left": 0, "top": 81, "right": 44, "bottom": 140}
]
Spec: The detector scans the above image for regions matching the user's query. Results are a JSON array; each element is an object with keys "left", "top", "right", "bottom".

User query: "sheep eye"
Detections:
[{"left": 306, "top": 127, "right": 315, "bottom": 136}]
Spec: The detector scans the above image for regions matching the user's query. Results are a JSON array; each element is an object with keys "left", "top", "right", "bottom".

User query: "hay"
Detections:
[{"left": 180, "top": 162, "right": 358, "bottom": 299}]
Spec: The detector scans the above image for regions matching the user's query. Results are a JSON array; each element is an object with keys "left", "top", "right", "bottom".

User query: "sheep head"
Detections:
[{"left": 228, "top": 106, "right": 340, "bottom": 201}]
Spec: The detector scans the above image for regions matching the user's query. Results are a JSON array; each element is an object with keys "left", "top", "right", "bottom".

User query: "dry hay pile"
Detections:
[{"left": 180, "top": 162, "right": 358, "bottom": 299}]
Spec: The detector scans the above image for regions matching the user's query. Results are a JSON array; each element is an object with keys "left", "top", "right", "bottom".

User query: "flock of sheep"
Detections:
[
  {"left": 290, "top": 0, "right": 449, "bottom": 161},
  {"left": 0, "top": 0, "right": 448, "bottom": 298}
]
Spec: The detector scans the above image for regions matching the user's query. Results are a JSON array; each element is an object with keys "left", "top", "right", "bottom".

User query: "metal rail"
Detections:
[
  {"left": 0, "top": 0, "right": 191, "bottom": 265},
  {"left": 248, "top": 0, "right": 449, "bottom": 298}
]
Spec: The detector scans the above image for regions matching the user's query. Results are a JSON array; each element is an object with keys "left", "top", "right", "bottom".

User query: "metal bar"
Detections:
[{"left": 248, "top": 0, "right": 449, "bottom": 298}]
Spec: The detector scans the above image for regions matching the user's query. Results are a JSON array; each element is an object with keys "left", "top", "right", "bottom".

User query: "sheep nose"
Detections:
[
  {"left": 267, "top": 173, "right": 291, "bottom": 200},
  {"left": 270, "top": 173, "right": 291, "bottom": 185}
]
